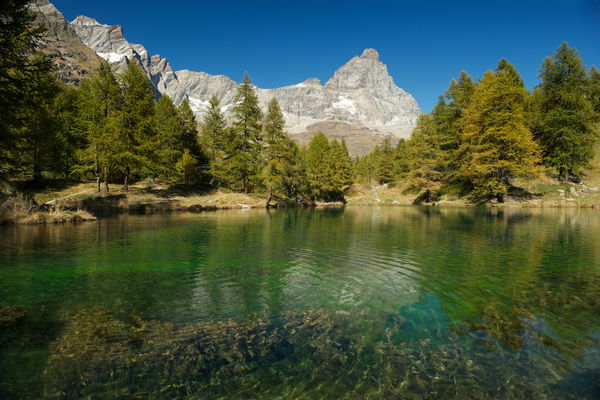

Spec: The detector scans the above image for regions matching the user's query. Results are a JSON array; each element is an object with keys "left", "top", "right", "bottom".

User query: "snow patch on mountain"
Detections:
[{"left": 67, "top": 11, "right": 421, "bottom": 139}]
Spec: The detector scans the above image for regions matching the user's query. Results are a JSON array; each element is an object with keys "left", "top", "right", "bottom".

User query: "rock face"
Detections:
[
  {"left": 39, "top": 2, "right": 422, "bottom": 154},
  {"left": 28, "top": 0, "right": 101, "bottom": 84}
]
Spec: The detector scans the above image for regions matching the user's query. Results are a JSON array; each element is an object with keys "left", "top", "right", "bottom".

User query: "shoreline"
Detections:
[{"left": 2, "top": 181, "right": 600, "bottom": 225}]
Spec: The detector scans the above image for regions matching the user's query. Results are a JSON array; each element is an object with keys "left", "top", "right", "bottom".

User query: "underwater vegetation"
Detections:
[{"left": 29, "top": 306, "right": 597, "bottom": 400}]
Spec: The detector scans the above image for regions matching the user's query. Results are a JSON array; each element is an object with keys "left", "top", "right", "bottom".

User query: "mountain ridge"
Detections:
[{"left": 34, "top": 1, "right": 422, "bottom": 155}]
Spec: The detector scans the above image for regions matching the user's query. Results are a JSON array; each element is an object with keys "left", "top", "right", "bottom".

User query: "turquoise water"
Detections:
[{"left": 1, "top": 207, "right": 599, "bottom": 399}]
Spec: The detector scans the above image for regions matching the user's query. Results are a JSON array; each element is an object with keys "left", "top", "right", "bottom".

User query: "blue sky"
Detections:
[{"left": 53, "top": 0, "right": 599, "bottom": 112}]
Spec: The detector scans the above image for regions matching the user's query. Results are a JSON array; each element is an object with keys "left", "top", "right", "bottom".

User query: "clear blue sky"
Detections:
[{"left": 53, "top": 0, "right": 599, "bottom": 112}]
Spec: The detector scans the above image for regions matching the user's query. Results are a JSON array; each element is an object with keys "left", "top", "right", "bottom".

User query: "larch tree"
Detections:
[
  {"left": 0, "top": 0, "right": 44, "bottom": 173},
  {"left": 200, "top": 95, "right": 227, "bottom": 182},
  {"left": 16, "top": 53, "right": 59, "bottom": 181},
  {"left": 177, "top": 99, "right": 202, "bottom": 159},
  {"left": 76, "top": 60, "right": 122, "bottom": 192},
  {"left": 532, "top": 43, "right": 598, "bottom": 179},
  {"left": 261, "top": 97, "right": 302, "bottom": 206},
  {"left": 587, "top": 66, "right": 600, "bottom": 120},
  {"left": 154, "top": 95, "right": 183, "bottom": 180},
  {"left": 459, "top": 68, "right": 541, "bottom": 204},
  {"left": 117, "top": 60, "right": 156, "bottom": 191},
  {"left": 405, "top": 114, "right": 445, "bottom": 197},
  {"left": 228, "top": 73, "right": 263, "bottom": 192}
]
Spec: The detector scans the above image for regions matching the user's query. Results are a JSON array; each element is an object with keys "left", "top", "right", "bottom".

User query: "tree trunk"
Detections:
[
  {"left": 96, "top": 174, "right": 101, "bottom": 193},
  {"left": 33, "top": 145, "right": 42, "bottom": 182},
  {"left": 241, "top": 174, "right": 247, "bottom": 193},
  {"left": 123, "top": 167, "right": 129, "bottom": 192},
  {"left": 265, "top": 186, "right": 272, "bottom": 208},
  {"left": 104, "top": 163, "right": 109, "bottom": 193}
]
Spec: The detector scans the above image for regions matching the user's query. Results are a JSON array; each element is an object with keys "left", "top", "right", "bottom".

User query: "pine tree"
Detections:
[
  {"left": 154, "top": 95, "right": 182, "bottom": 180},
  {"left": 303, "top": 133, "right": 350, "bottom": 201},
  {"left": 496, "top": 58, "right": 525, "bottom": 87},
  {"left": 200, "top": 95, "right": 227, "bottom": 173},
  {"left": 304, "top": 133, "right": 332, "bottom": 201},
  {"left": 16, "top": 53, "right": 59, "bottom": 181},
  {"left": 75, "top": 60, "right": 122, "bottom": 192},
  {"left": 51, "top": 84, "right": 82, "bottom": 179},
  {"left": 372, "top": 139, "right": 395, "bottom": 184},
  {"left": 333, "top": 139, "right": 353, "bottom": 188},
  {"left": 436, "top": 71, "right": 476, "bottom": 178},
  {"left": 394, "top": 139, "right": 410, "bottom": 178},
  {"left": 0, "top": 0, "right": 45, "bottom": 173},
  {"left": 176, "top": 149, "right": 198, "bottom": 185},
  {"left": 405, "top": 114, "right": 445, "bottom": 195},
  {"left": 459, "top": 69, "right": 541, "bottom": 203},
  {"left": 587, "top": 66, "right": 600, "bottom": 120},
  {"left": 177, "top": 99, "right": 202, "bottom": 158},
  {"left": 532, "top": 43, "right": 598, "bottom": 179},
  {"left": 117, "top": 60, "right": 156, "bottom": 191},
  {"left": 262, "top": 98, "right": 302, "bottom": 206},
  {"left": 227, "top": 73, "right": 263, "bottom": 192}
]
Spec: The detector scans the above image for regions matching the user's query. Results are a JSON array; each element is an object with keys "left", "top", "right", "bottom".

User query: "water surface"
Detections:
[{"left": 1, "top": 207, "right": 599, "bottom": 399}]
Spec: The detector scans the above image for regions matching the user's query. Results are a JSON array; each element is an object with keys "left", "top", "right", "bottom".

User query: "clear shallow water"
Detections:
[{"left": 0, "top": 207, "right": 599, "bottom": 399}]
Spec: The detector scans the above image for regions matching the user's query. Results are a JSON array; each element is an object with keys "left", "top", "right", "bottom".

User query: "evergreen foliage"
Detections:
[
  {"left": 176, "top": 149, "right": 198, "bottom": 185},
  {"left": 459, "top": 69, "right": 541, "bottom": 203},
  {"left": 75, "top": 60, "right": 122, "bottom": 192},
  {"left": 3, "top": 11, "right": 598, "bottom": 208},
  {"left": 532, "top": 43, "right": 598, "bottom": 179},
  {"left": 154, "top": 95, "right": 183, "bottom": 179},
  {"left": 224, "top": 74, "right": 264, "bottom": 192},
  {"left": 304, "top": 133, "right": 351, "bottom": 201},
  {"left": 262, "top": 98, "right": 304, "bottom": 205},
  {"left": 0, "top": 0, "right": 45, "bottom": 171},
  {"left": 117, "top": 61, "right": 156, "bottom": 191}
]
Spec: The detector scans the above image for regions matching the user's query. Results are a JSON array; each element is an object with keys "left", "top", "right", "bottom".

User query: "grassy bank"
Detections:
[
  {"left": 0, "top": 193, "right": 96, "bottom": 224},
  {"left": 3, "top": 166, "right": 600, "bottom": 225}
]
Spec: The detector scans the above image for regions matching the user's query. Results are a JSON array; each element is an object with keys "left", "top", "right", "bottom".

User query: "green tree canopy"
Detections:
[
  {"left": 459, "top": 69, "right": 541, "bottom": 203},
  {"left": 532, "top": 42, "right": 598, "bottom": 178}
]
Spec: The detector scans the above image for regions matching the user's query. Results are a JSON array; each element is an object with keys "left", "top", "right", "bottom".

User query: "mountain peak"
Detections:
[
  {"left": 71, "top": 15, "right": 106, "bottom": 27},
  {"left": 360, "top": 48, "right": 380, "bottom": 60}
]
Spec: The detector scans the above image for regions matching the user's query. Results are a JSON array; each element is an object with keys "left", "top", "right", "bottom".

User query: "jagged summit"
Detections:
[
  {"left": 360, "top": 48, "right": 380, "bottom": 60},
  {"left": 35, "top": 2, "right": 421, "bottom": 154},
  {"left": 27, "top": 0, "right": 101, "bottom": 84},
  {"left": 71, "top": 15, "right": 105, "bottom": 27}
]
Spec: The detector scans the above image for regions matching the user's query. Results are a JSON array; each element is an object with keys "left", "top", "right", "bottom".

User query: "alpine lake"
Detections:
[{"left": 1, "top": 206, "right": 600, "bottom": 399}]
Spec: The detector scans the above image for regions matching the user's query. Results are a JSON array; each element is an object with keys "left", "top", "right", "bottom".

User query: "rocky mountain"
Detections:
[
  {"left": 38, "top": 1, "right": 422, "bottom": 155},
  {"left": 28, "top": 0, "right": 100, "bottom": 84}
]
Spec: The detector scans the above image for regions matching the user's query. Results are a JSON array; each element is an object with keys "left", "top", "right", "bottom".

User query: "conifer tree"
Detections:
[
  {"left": 459, "top": 69, "right": 541, "bottom": 203},
  {"left": 262, "top": 98, "right": 303, "bottom": 205},
  {"left": 303, "top": 133, "right": 350, "bottom": 201},
  {"left": 0, "top": 0, "right": 45, "bottom": 172},
  {"left": 372, "top": 139, "right": 396, "bottom": 184},
  {"left": 50, "top": 83, "right": 82, "bottom": 178},
  {"left": 394, "top": 139, "right": 410, "bottom": 178},
  {"left": 436, "top": 71, "right": 476, "bottom": 177},
  {"left": 177, "top": 99, "right": 202, "bottom": 158},
  {"left": 154, "top": 95, "right": 182, "bottom": 179},
  {"left": 117, "top": 60, "right": 155, "bottom": 191},
  {"left": 17, "top": 53, "right": 59, "bottom": 181},
  {"left": 201, "top": 95, "right": 227, "bottom": 168},
  {"left": 304, "top": 133, "right": 332, "bottom": 201},
  {"left": 227, "top": 73, "right": 263, "bottom": 192},
  {"left": 406, "top": 114, "right": 444, "bottom": 195},
  {"left": 176, "top": 149, "right": 198, "bottom": 185},
  {"left": 333, "top": 139, "right": 354, "bottom": 188},
  {"left": 587, "top": 66, "right": 600, "bottom": 120},
  {"left": 532, "top": 43, "right": 597, "bottom": 179},
  {"left": 496, "top": 58, "right": 525, "bottom": 87},
  {"left": 76, "top": 60, "right": 122, "bottom": 192}
]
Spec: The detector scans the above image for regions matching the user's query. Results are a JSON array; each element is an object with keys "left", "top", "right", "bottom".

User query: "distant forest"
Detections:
[{"left": 1, "top": 0, "right": 599, "bottom": 205}]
